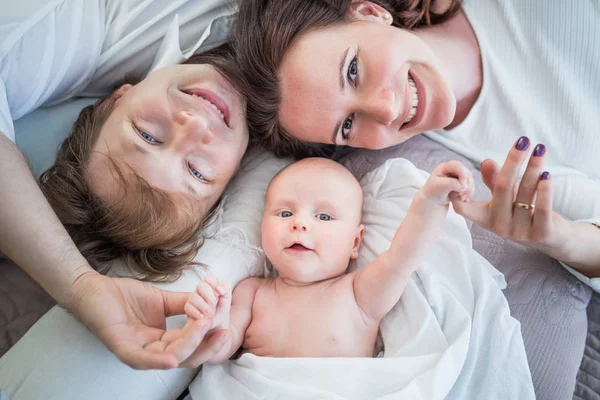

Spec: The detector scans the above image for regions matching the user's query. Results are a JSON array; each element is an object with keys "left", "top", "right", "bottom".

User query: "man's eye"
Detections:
[
  {"left": 279, "top": 211, "right": 292, "bottom": 218},
  {"left": 140, "top": 131, "right": 157, "bottom": 143},
  {"left": 347, "top": 56, "right": 358, "bottom": 84},
  {"left": 188, "top": 164, "right": 205, "bottom": 181},
  {"left": 316, "top": 213, "right": 332, "bottom": 221},
  {"left": 341, "top": 115, "right": 354, "bottom": 140}
]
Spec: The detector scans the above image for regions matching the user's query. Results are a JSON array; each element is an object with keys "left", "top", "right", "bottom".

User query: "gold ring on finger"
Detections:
[{"left": 514, "top": 202, "right": 535, "bottom": 210}]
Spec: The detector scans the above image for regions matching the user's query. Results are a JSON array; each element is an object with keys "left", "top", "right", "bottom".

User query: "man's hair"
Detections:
[
  {"left": 231, "top": 0, "right": 462, "bottom": 159},
  {"left": 38, "top": 44, "right": 244, "bottom": 282}
]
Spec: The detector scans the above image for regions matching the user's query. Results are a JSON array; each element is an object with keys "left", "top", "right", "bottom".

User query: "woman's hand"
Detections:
[
  {"left": 70, "top": 272, "right": 229, "bottom": 370},
  {"left": 451, "top": 137, "right": 573, "bottom": 260}
]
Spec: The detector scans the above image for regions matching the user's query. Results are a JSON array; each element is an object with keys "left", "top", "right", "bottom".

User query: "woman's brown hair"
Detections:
[
  {"left": 38, "top": 44, "right": 248, "bottom": 282},
  {"left": 231, "top": 0, "right": 462, "bottom": 158}
]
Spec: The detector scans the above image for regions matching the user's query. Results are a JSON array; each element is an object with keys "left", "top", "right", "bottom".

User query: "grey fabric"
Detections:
[
  {"left": 0, "top": 127, "right": 594, "bottom": 398},
  {"left": 336, "top": 135, "right": 592, "bottom": 400},
  {"left": 0, "top": 388, "right": 10, "bottom": 400},
  {"left": 574, "top": 292, "right": 600, "bottom": 400},
  {"left": 0, "top": 258, "right": 54, "bottom": 358}
]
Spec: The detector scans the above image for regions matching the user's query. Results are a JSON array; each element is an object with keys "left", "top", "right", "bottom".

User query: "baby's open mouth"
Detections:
[{"left": 288, "top": 243, "right": 311, "bottom": 251}]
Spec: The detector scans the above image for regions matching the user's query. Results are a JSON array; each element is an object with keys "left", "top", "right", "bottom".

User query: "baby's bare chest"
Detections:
[{"left": 243, "top": 279, "right": 377, "bottom": 357}]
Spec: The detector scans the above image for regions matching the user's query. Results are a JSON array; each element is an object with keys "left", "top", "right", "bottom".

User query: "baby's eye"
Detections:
[
  {"left": 188, "top": 163, "right": 205, "bottom": 181},
  {"left": 140, "top": 131, "right": 157, "bottom": 143},
  {"left": 316, "top": 213, "right": 332, "bottom": 221},
  {"left": 279, "top": 211, "right": 292, "bottom": 218}
]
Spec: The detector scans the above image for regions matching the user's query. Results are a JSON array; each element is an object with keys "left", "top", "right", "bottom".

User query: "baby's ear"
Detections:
[{"left": 350, "top": 224, "right": 365, "bottom": 259}]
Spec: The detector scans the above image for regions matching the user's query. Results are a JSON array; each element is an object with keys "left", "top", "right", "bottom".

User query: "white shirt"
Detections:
[
  {"left": 426, "top": 0, "right": 600, "bottom": 224},
  {"left": 0, "top": 0, "right": 236, "bottom": 143}
]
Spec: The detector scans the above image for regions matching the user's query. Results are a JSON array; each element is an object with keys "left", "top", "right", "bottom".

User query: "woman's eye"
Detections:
[
  {"left": 347, "top": 56, "right": 358, "bottom": 85},
  {"left": 316, "top": 213, "right": 332, "bottom": 221},
  {"left": 341, "top": 115, "right": 354, "bottom": 140},
  {"left": 188, "top": 164, "right": 205, "bottom": 181},
  {"left": 140, "top": 131, "right": 157, "bottom": 143},
  {"left": 279, "top": 211, "right": 292, "bottom": 218}
]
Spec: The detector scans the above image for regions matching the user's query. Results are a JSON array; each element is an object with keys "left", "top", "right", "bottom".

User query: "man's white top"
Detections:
[{"left": 0, "top": 0, "right": 235, "bottom": 143}]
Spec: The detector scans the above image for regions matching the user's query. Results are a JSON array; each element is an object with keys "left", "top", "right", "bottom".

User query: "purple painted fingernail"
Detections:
[
  {"left": 515, "top": 136, "right": 530, "bottom": 151},
  {"left": 541, "top": 171, "right": 550, "bottom": 180},
  {"left": 533, "top": 144, "right": 546, "bottom": 157}
]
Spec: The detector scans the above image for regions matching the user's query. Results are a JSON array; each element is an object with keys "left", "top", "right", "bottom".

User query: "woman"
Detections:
[
  {"left": 232, "top": 0, "right": 600, "bottom": 271},
  {"left": 230, "top": 0, "right": 600, "bottom": 397},
  {"left": 0, "top": 0, "right": 245, "bottom": 374}
]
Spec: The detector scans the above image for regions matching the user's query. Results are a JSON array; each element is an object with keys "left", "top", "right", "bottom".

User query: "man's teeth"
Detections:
[
  {"left": 405, "top": 76, "right": 419, "bottom": 125},
  {"left": 190, "top": 94, "right": 225, "bottom": 121}
]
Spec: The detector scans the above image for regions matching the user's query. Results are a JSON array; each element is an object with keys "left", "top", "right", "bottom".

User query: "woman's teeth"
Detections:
[
  {"left": 404, "top": 76, "right": 419, "bottom": 125},
  {"left": 190, "top": 94, "right": 225, "bottom": 121}
]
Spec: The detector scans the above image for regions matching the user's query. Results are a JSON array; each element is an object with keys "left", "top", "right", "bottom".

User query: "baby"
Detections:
[{"left": 184, "top": 157, "right": 474, "bottom": 360}]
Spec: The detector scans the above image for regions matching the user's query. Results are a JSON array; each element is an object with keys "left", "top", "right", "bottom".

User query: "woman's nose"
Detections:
[
  {"left": 174, "top": 110, "right": 214, "bottom": 145},
  {"left": 363, "top": 88, "right": 397, "bottom": 126}
]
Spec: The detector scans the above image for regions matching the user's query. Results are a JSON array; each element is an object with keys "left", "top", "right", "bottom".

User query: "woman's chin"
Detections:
[{"left": 430, "top": 101, "right": 457, "bottom": 131}]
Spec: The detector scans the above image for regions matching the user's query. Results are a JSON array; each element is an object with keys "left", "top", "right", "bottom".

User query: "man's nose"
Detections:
[{"left": 174, "top": 110, "right": 215, "bottom": 146}]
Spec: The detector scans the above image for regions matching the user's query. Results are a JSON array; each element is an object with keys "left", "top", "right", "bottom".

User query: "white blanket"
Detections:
[{"left": 189, "top": 158, "right": 534, "bottom": 400}]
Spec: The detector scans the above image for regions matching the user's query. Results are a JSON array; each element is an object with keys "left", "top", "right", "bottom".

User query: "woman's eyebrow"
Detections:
[
  {"left": 332, "top": 47, "right": 352, "bottom": 145},
  {"left": 339, "top": 47, "right": 351, "bottom": 91}
]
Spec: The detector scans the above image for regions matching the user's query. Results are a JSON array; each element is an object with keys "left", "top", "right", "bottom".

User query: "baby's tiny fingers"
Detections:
[
  {"left": 217, "top": 282, "right": 232, "bottom": 298},
  {"left": 438, "top": 160, "right": 468, "bottom": 180},
  {"left": 203, "top": 274, "right": 220, "bottom": 289},
  {"left": 189, "top": 291, "right": 213, "bottom": 316},
  {"left": 184, "top": 302, "right": 204, "bottom": 319},
  {"left": 196, "top": 282, "right": 218, "bottom": 307}
]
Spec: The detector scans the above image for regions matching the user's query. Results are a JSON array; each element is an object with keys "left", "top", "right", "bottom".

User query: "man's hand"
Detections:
[
  {"left": 70, "top": 272, "right": 229, "bottom": 370},
  {"left": 185, "top": 274, "right": 232, "bottom": 332}
]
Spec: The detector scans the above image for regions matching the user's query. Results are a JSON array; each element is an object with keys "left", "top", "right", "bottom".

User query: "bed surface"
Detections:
[{"left": 1, "top": 102, "right": 596, "bottom": 400}]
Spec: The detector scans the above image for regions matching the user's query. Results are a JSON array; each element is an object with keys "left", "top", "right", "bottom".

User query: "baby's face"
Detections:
[{"left": 262, "top": 158, "right": 364, "bottom": 284}]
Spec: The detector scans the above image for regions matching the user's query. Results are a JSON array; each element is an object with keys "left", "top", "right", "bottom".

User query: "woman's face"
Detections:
[
  {"left": 88, "top": 64, "right": 249, "bottom": 214},
  {"left": 278, "top": 5, "right": 456, "bottom": 149}
]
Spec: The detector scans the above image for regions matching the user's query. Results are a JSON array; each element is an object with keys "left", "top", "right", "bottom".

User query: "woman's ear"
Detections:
[{"left": 347, "top": 1, "right": 393, "bottom": 25}]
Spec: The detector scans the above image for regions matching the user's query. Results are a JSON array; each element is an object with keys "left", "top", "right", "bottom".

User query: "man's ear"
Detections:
[
  {"left": 113, "top": 83, "right": 133, "bottom": 100},
  {"left": 350, "top": 224, "right": 365, "bottom": 259},
  {"left": 347, "top": 1, "right": 393, "bottom": 25}
]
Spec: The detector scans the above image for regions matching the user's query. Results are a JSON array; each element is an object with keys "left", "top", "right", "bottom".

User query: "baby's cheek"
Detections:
[{"left": 261, "top": 228, "right": 280, "bottom": 261}]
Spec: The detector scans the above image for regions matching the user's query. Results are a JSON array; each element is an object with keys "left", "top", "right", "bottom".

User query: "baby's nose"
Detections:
[{"left": 291, "top": 218, "right": 308, "bottom": 232}]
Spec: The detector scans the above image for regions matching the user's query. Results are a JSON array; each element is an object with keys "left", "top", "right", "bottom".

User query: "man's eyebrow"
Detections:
[
  {"left": 132, "top": 142, "right": 149, "bottom": 155},
  {"left": 182, "top": 180, "right": 198, "bottom": 196},
  {"left": 132, "top": 140, "right": 202, "bottom": 197}
]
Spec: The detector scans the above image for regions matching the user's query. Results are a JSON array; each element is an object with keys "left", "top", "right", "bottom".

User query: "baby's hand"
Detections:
[
  {"left": 420, "top": 161, "right": 475, "bottom": 205},
  {"left": 185, "top": 274, "right": 232, "bottom": 332}
]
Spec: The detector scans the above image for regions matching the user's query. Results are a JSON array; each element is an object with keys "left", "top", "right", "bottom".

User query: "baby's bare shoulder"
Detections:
[{"left": 232, "top": 277, "right": 264, "bottom": 301}]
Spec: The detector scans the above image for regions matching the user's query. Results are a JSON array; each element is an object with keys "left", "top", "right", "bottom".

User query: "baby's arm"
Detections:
[
  {"left": 353, "top": 161, "right": 474, "bottom": 322},
  {"left": 186, "top": 276, "right": 261, "bottom": 364}
]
